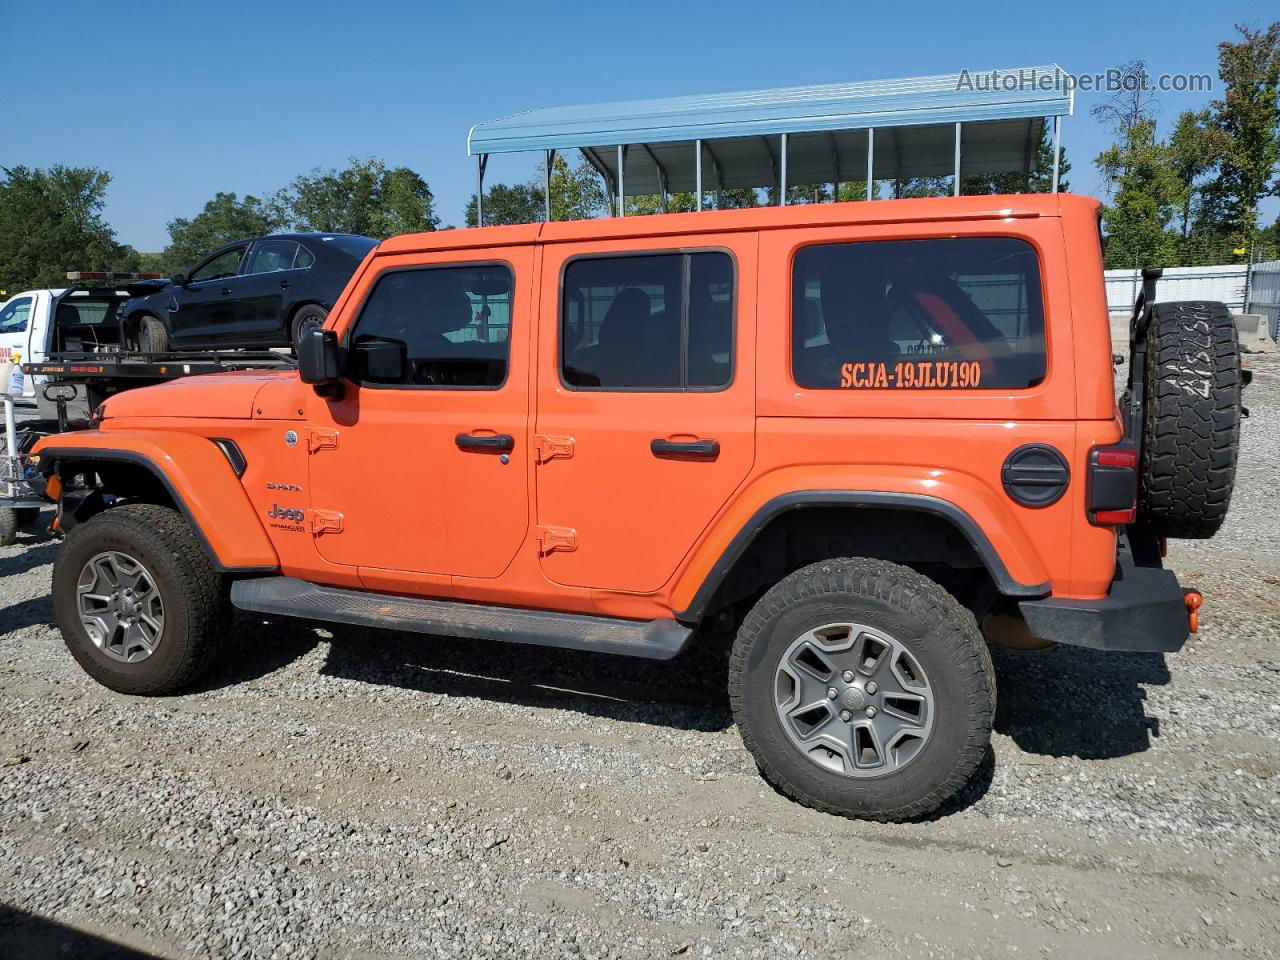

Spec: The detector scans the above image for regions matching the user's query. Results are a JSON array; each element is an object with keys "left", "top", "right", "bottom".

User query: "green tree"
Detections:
[
  {"left": 160, "top": 192, "right": 278, "bottom": 275},
  {"left": 0, "top": 164, "right": 138, "bottom": 290},
  {"left": 1197, "top": 22, "right": 1280, "bottom": 252},
  {"left": 1166, "top": 110, "right": 1230, "bottom": 241},
  {"left": 1096, "top": 118, "right": 1182, "bottom": 268},
  {"left": 546, "top": 154, "right": 608, "bottom": 221},
  {"left": 274, "top": 157, "right": 439, "bottom": 238},
  {"left": 465, "top": 182, "right": 543, "bottom": 227}
]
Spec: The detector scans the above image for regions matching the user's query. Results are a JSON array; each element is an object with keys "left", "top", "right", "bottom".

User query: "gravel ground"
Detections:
[{"left": 2, "top": 356, "right": 1279, "bottom": 960}]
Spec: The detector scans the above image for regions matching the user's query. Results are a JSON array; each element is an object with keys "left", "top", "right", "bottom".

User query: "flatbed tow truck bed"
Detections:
[{"left": 24, "top": 350, "right": 295, "bottom": 423}]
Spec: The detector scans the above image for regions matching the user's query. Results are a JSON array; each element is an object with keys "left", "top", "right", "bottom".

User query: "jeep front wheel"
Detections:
[
  {"left": 52, "top": 503, "right": 228, "bottom": 695},
  {"left": 729, "top": 558, "right": 994, "bottom": 821}
]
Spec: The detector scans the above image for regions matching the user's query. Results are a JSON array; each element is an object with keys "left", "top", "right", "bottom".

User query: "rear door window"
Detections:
[
  {"left": 561, "top": 252, "right": 734, "bottom": 390},
  {"left": 246, "top": 240, "right": 302, "bottom": 274},
  {"left": 792, "top": 237, "right": 1046, "bottom": 390}
]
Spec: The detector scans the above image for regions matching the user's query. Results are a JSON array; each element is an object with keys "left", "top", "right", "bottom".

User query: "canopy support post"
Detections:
[
  {"left": 580, "top": 147, "right": 613, "bottom": 200},
  {"left": 641, "top": 145, "right": 670, "bottom": 213},
  {"left": 695, "top": 139, "right": 703, "bottom": 212},
  {"left": 544, "top": 149, "right": 556, "bottom": 222},
  {"left": 475, "top": 153, "right": 488, "bottom": 227},
  {"left": 617, "top": 144, "right": 627, "bottom": 217},
  {"left": 953, "top": 122, "right": 962, "bottom": 197},
  {"left": 866, "top": 128, "right": 874, "bottom": 201},
  {"left": 779, "top": 133, "right": 788, "bottom": 205},
  {"left": 1051, "top": 116, "right": 1062, "bottom": 193},
  {"left": 828, "top": 132, "right": 841, "bottom": 202}
]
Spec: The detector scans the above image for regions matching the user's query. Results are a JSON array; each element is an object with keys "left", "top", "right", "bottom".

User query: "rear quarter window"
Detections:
[{"left": 792, "top": 237, "right": 1046, "bottom": 390}]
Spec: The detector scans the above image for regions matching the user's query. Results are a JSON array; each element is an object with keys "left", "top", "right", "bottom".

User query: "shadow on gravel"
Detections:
[
  {"left": 0, "top": 539, "right": 58, "bottom": 580},
  {"left": 0, "top": 903, "right": 167, "bottom": 959},
  {"left": 317, "top": 622, "right": 735, "bottom": 733},
  {"left": 991, "top": 644, "right": 1170, "bottom": 759},
  {"left": 190, "top": 612, "right": 326, "bottom": 693}
]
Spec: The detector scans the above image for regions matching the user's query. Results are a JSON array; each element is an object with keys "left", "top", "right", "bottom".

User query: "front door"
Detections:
[
  {"left": 534, "top": 236, "right": 757, "bottom": 594},
  {"left": 306, "top": 247, "right": 533, "bottom": 582},
  {"left": 173, "top": 244, "right": 248, "bottom": 344}
]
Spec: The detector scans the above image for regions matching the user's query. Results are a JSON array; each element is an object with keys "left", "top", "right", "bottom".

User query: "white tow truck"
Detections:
[{"left": 0, "top": 272, "right": 164, "bottom": 402}]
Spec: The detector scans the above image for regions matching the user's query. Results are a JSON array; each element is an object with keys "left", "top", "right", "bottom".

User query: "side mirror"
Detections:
[
  {"left": 171, "top": 273, "right": 188, "bottom": 288},
  {"left": 351, "top": 336, "right": 407, "bottom": 383},
  {"left": 297, "top": 326, "right": 341, "bottom": 385}
]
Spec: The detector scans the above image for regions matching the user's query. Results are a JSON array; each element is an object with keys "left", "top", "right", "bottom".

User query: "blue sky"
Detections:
[{"left": 4, "top": 0, "right": 1275, "bottom": 251}]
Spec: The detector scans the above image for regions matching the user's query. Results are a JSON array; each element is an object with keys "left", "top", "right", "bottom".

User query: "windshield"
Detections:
[{"left": 0, "top": 297, "right": 32, "bottom": 335}]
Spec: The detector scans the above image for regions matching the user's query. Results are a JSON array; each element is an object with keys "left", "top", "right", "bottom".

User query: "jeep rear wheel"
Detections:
[
  {"left": 1138, "top": 300, "right": 1242, "bottom": 539},
  {"left": 729, "top": 558, "right": 994, "bottom": 821},
  {"left": 52, "top": 503, "right": 228, "bottom": 695}
]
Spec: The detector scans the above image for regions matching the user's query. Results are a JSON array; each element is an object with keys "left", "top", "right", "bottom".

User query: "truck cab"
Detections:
[{"left": 0, "top": 275, "right": 156, "bottom": 401}]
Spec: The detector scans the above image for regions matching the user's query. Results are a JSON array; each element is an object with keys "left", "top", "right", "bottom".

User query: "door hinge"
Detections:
[
  {"left": 309, "top": 509, "right": 344, "bottom": 536},
  {"left": 308, "top": 429, "right": 339, "bottom": 454},
  {"left": 535, "top": 434, "right": 574, "bottom": 464},
  {"left": 536, "top": 524, "right": 577, "bottom": 555}
]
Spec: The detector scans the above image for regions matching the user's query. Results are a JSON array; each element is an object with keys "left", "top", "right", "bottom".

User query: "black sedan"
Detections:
[{"left": 122, "top": 233, "right": 377, "bottom": 352}]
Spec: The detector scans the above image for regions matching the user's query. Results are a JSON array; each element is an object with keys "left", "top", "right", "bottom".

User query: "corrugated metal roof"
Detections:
[{"left": 468, "top": 66, "right": 1073, "bottom": 156}]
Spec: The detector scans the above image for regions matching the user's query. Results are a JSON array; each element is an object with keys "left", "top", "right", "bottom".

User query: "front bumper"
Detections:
[{"left": 1018, "top": 533, "right": 1192, "bottom": 653}]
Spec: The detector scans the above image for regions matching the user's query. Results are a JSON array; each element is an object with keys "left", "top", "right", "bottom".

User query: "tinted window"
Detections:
[
  {"left": 349, "top": 264, "right": 512, "bottom": 388},
  {"left": 792, "top": 237, "right": 1046, "bottom": 390},
  {"left": 0, "top": 297, "right": 32, "bottom": 334},
  {"left": 190, "top": 247, "right": 246, "bottom": 283},
  {"left": 294, "top": 245, "right": 315, "bottom": 269},
  {"left": 246, "top": 240, "right": 301, "bottom": 274},
  {"left": 326, "top": 235, "right": 378, "bottom": 258},
  {"left": 562, "top": 252, "right": 733, "bottom": 389}
]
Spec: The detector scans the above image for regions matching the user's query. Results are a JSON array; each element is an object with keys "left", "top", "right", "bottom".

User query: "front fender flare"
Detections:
[{"left": 34, "top": 430, "right": 279, "bottom": 573}]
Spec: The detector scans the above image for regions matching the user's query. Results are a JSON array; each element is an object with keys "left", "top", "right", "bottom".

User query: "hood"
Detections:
[{"left": 101, "top": 370, "right": 297, "bottom": 420}]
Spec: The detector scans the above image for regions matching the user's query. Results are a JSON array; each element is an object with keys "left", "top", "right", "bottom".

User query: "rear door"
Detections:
[
  {"left": 233, "top": 239, "right": 303, "bottom": 342},
  {"left": 534, "top": 235, "right": 757, "bottom": 594}
]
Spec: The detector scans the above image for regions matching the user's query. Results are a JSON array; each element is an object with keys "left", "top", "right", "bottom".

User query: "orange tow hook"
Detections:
[{"left": 1184, "top": 591, "right": 1203, "bottom": 633}]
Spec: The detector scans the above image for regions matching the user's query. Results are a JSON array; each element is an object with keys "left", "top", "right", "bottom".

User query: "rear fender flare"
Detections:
[
  {"left": 672, "top": 472, "right": 1055, "bottom": 622},
  {"left": 34, "top": 431, "right": 278, "bottom": 573}
]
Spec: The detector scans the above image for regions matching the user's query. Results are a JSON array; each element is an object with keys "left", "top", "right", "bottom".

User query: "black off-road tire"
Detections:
[
  {"left": 290, "top": 305, "right": 328, "bottom": 349},
  {"left": 137, "top": 314, "right": 171, "bottom": 353},
  {"left": 52, "top": 503, "right": 228, "bottom": 695},
  {"left": 729, "top": 558, "right": 995, "bottom": 822},
  {"left": 0, "top": 508, "right": 16, "bottom": 547},
  {"left": 1139, "top": 300, "right": 1242, "bottom": 539}
]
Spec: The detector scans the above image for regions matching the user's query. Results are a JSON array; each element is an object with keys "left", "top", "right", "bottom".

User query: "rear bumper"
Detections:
[{"left": 1018, "top": 534, "right": 1191, "bottom": 653}]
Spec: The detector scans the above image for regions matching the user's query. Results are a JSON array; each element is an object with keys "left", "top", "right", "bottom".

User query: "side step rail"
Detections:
[{"left": 230, "top": 577, "right": 693, "bottom": 661}]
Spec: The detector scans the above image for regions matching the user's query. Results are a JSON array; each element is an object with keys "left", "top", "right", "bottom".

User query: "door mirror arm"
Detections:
[{"left": 171, "top": 273, "right": 188, "bottom": 288}]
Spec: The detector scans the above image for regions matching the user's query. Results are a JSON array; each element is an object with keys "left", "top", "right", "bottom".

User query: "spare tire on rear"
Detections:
[{"left": 1138, "top": 300, "right": 1242, "bottom": 539}]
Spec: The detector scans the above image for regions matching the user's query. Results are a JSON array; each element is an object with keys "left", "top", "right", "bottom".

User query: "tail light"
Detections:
[{"left": 1087, "top": 444, "right": 1137, "bottom": 526}]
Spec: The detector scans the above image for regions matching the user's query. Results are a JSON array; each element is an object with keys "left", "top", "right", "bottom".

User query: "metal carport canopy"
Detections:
[{"left": 468, "top": 65, "right": 1073, "bottom": 195}]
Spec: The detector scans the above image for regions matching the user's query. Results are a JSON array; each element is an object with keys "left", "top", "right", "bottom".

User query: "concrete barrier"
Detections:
[{"left": 1107, "top": 311, "right": 1277, "bottom": 354}]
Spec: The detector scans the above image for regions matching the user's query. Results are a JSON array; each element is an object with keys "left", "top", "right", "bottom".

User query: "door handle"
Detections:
[
  {"left": 650, "top": 438, "right": 720, "bottom": 458},
  {"left": 279, "top": 280, "right": 291, "bottom": 289},
  {"left": 220, "top": 287, "right": 232, "bottom": 295},
  {"left": 455, "top": 433, "right": 514, "bottom": 452}
]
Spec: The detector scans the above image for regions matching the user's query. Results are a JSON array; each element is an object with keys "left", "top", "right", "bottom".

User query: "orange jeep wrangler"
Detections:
[{"left": 34, "top": 194, "right": 1243, "bottom": 821}]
